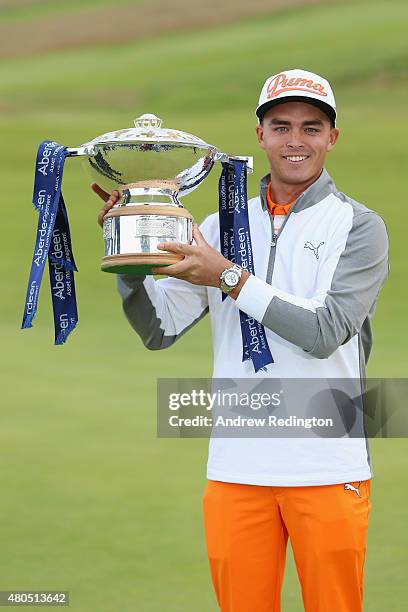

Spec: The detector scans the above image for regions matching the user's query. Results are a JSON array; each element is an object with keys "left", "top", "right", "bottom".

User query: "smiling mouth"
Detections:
[{"left": 283, "top": 155, "right": 309, "bottom": 163}]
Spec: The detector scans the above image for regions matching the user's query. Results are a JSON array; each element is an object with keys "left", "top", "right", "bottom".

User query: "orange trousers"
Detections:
[{"left": 203, "top": 479, "right": 371, "bottom": 612}]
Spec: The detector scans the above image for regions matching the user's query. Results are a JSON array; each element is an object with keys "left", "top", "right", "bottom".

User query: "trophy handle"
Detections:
[
  {"left": 214, "top": 152, "right": 254, "bottom": 174},
  {"left": 66, "top": 145, "right": 98, "bottom": 157}
]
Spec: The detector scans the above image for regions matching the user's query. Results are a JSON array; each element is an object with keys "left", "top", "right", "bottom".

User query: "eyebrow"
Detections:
[{"left": 268, "top": 118, "right": 325, "bottom": 127}]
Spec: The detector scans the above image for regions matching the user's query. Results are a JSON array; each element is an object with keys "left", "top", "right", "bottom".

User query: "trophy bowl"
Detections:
[{"left": 68, "top": 114, "right": 252, "bottom": 276}]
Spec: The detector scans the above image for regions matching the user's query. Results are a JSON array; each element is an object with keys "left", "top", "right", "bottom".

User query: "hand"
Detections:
[
  {"left": 153, "top": 224, "right": 231, "bottom": 286},
  {"left": 91, "top": 183, "right": 121, "bottom": 227}
]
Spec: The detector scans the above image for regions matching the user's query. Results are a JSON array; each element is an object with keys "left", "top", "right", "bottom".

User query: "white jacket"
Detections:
[{"left": 117, "top": 169, "right": 389, "bottom": 486}]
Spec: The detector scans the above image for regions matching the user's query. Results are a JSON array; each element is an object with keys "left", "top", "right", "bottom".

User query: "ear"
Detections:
[
  {"left": 326, "top": 127, "right": 340, "bottom": 152},
  {"left": 256, "top": 123, "right": 265, "bottom": 149}
]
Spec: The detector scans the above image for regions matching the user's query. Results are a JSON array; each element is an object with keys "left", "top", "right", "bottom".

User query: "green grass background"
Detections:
[
  {"left": 1, "top": 0, "right": 407, "bottom": 610},
  {"left": 0, "top": 0, "right": 143, "bottom": 22}
]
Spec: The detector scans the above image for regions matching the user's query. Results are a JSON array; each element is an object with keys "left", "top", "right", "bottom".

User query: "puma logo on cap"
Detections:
[
  {"left": 267, "top": 73, "right": 328, "bottom": 99},
  {"left": 256, "top": 69, "right": 337, "bottom": 126}
]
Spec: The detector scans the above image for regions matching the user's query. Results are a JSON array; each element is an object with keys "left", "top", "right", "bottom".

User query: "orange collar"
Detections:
[{"left": 266, "top": 183, "right": 295, "bottom": 216}]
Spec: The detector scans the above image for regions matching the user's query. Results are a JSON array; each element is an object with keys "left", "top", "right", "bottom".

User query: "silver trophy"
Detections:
[{"left": 68, "top": 114, "right": 253, "bottom": 275}]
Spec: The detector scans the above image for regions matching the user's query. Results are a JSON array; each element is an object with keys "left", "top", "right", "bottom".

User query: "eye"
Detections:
[
  {"left": 305, "top": 127, "right": 319, "bottom": 134},
  {"left": 273, "top": 127, "right": 288, "bottom": 133}
]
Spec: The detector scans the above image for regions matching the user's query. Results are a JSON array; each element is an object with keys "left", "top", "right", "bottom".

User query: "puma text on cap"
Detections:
[{"left": 256, "top": 69, "right": 336, "bottom": 126}]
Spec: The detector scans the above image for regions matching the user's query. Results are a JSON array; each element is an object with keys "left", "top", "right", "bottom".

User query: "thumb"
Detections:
[
  {"left": 91, "top": 183, "right": 110, "bottom": 202},
  {"left": 193, "top": 224, "right": 207, "bottom": 246}
]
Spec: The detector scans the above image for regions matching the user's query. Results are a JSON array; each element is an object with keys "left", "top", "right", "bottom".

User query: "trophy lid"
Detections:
[
  {"left": 69, "top": 113, "right": 253, "bottom": 197},
  {"left": 82, "top": 113, "right": 213, "bottom": 149}
]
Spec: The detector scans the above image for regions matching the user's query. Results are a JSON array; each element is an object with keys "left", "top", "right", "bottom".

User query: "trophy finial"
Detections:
[{"left": 134, "top": 114, "right": 163, "bottom": 129}]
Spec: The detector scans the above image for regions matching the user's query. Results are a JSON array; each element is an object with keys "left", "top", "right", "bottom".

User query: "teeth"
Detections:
[{"left": 285, "top": 156, "right": 308, "bottom": 162}]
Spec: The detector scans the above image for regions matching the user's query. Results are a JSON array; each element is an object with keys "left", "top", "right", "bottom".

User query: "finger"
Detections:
[
  {"left": 152, "top": 266, "right": 171, "bottom": 276},
  {"left": 97, "top": 194, "right": 121, "bottom": 227},
  {"left": 153, "top": 260, "right": 189, "bottom": 276},
  {"left": 91, "top": 183, "right": 110, "bottom": 202},
  {"left": 92, "top": 183, "right": 121, "bottom": 204},
  {"left": 97, "top": 203, "right": 114, "bottom": 227},
  {"left": 157, "top": 241, "right": 195, "bottom": 255},
  {"left": 192, "top": 224, "right": 207, "bottom": 246},
  {"left": 98, "top": 208, "right": 108, "bottom": 227}
]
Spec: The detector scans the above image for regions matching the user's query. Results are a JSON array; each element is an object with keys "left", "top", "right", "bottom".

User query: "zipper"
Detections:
[
  {"left": 266, "top": 214, "right": 277, "bottom": 284},
  {"left": 265, "top": 194, "right": 303, "bottom": 285}
]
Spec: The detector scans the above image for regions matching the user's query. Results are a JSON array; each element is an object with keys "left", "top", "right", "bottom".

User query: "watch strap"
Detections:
[{"left": 219, "top": 264, "right": 242, "bottom": 294}]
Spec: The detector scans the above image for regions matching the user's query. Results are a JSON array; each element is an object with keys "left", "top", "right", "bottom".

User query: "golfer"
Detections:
[{"left": 93, "top": 69, "right": 389, "bottom": 611}]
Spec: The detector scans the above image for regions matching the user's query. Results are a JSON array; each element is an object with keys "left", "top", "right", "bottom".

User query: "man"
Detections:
[{"left": 93, "top": 69, "right": 389, "bottom": 611}]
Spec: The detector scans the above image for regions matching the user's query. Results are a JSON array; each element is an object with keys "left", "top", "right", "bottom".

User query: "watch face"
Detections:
[{"left": 224, "top": 270, "right": 239, "bottom": 287}]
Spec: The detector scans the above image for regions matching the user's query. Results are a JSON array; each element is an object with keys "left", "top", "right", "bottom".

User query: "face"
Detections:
[{"left": 256, "top": 101, "right": 339, "bottom": 188}]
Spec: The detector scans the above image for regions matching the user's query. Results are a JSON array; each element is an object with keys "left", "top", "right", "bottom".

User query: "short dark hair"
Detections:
[{"left": 258, "top": 97, "right": 336, "bottom": 128}]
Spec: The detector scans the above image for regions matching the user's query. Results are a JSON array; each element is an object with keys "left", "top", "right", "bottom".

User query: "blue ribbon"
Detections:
[
  {"left": 21, "top": 140, "right": 78, "bottom": 344},
  {"left": 219, "top": 160, "right": 274, "bottom": 372}
]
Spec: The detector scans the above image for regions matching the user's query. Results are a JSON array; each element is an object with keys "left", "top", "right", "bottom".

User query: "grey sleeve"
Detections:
[
  {"left": 262, "top": 212, "right": 389, "bottom": 359},
  {"left": 117, "top": 274, "right": 209, "bottom": 350}
]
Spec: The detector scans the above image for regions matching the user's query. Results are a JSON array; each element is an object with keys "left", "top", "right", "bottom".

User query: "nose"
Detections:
[{"left": 286, "top": 128, "right": 305, "bottom": 148}]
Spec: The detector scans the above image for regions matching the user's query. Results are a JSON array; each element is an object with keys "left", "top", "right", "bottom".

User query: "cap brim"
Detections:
[{"left": 256, "top": 96, "right": 336, "bottom": 126}]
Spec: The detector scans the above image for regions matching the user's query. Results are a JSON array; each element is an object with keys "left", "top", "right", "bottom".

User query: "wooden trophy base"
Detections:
[{"left": 101, "top": 252, "right": 184, "bottom": 276}]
